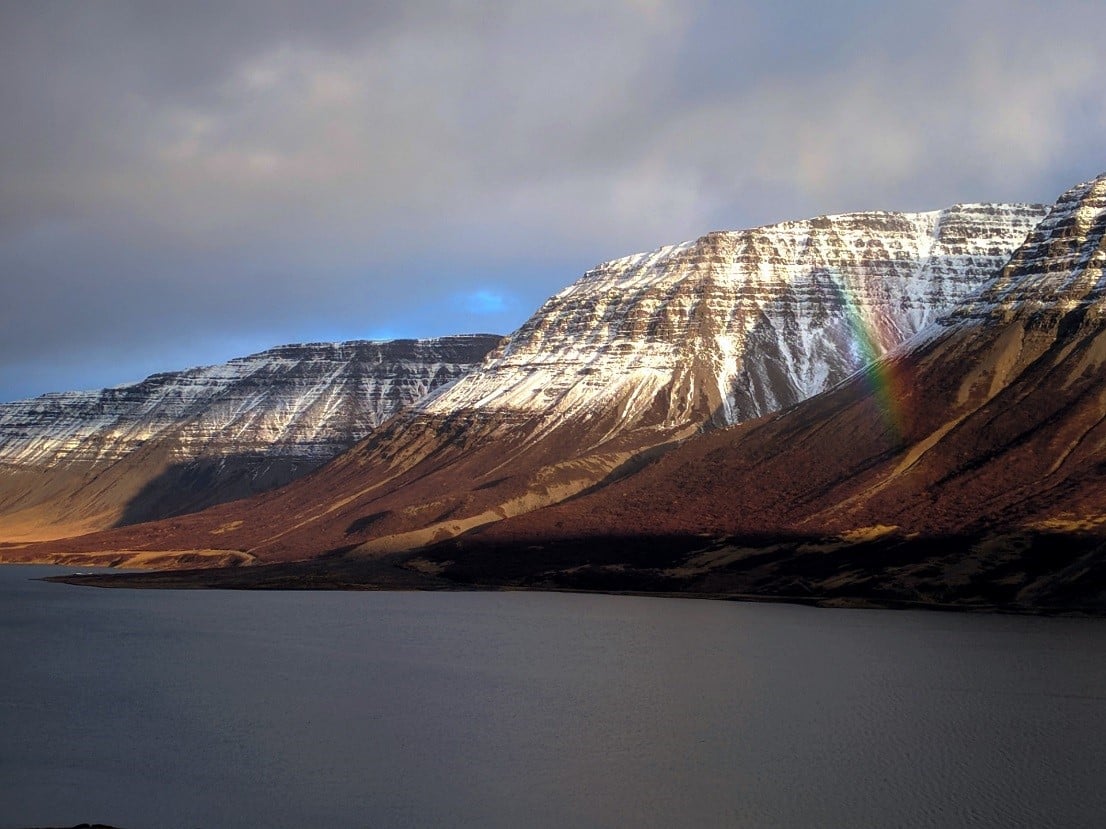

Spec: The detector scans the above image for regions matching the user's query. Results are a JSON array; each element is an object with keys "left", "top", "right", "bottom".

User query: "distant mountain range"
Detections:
[
  {"left": 0, "top": 336, "right": 500, "bottom": 541},
  {"left": 9, "top": 173, "right": 1106, "bottom": 612}
]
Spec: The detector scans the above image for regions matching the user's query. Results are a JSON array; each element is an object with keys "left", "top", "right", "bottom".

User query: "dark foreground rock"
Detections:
[{"left": 46, "top": 529, "right": 1106, "bottom": 616}]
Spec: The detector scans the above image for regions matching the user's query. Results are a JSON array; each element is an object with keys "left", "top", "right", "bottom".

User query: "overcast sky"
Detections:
[{"left": 2, "top": 0, "right": 1104, "bottom": 401}]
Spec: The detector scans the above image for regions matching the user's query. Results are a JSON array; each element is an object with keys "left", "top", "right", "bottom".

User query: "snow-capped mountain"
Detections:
[
  {"left": 12, "top": 200, "right": 1049, "bottom": 565},
  {"left": 421, "top": 204, "right": 1047, "bottom": 435},
  {"left": 430, "top": 172, "right": 1106, "bottom": 612},
  {"left": 0, "top": 335, "right": 501, "bottom": 538},
  {"left": 953, "top": 174, "right": 1106, "bottom": 321},
  {"left": 0, "top": 336, "right": 502, "bottom": 468}
]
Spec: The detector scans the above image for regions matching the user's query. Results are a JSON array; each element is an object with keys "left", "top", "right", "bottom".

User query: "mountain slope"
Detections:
[
  {"left": 0, "top": 335, "right": 501, "bottom": 541},
  {"left": 423, "top": 173, "right": 1106, "bottom": 611},
  {"left": 422, "top": 204, "right": 1047, "bottom": 430},
  {"left": 8, "top": 203, "right": 1046, "bottom": 565}
]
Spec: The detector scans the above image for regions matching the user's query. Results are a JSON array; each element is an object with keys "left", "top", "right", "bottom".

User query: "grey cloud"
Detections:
[{"left": 2, "top": 0, "right": 1105, "bottom": 400}]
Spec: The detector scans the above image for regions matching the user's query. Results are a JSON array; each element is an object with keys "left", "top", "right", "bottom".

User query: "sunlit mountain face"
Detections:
[{"left": 0, "top": 335, "right": 501, "bottom": 542}]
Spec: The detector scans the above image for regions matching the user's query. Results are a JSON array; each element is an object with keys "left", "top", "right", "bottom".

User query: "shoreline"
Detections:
[
  {"left": 10, "top": 524, "right": 1106, "bottom": 618},
  {"left": 35, "top": 565, "right": 1106, "bottom": 618}
]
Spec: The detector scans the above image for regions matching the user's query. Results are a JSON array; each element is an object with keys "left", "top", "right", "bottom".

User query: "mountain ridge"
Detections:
[
  {"left": 2, "top": 201, "right": 1048, "bottom": 566},
  {"left": 0, "top": 334, "right": 502, "bottom": 540},
  {"left": 412, "top": 172, "right": 1106, "bottom": 612}
]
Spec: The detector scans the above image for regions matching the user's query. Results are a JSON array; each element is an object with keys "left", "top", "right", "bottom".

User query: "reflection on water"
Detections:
[{"left": 2, "top": 565, "right": 1104, "bottom": 828}]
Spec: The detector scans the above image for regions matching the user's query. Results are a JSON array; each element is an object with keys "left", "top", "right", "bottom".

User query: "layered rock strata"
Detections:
[
  {"left": 427, "top": 174, "right": 1106, "bottom": 611},
  {"left": 8, "top": 202, "right": 1047, "bottom": 563},
  {"left": 0, "top": 335, "right": 502, "bottom": 539}
]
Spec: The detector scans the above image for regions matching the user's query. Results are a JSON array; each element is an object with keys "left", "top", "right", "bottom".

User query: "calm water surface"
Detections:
[{"left": 1, "top": 565, "right": 1104, "bottom": 828}]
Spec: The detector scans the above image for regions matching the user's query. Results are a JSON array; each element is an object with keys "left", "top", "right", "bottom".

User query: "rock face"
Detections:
[
  {"left": 427, "top": 173, "right": 1106, "bottom": 612},
  {"left": 423, "top": 204, "right": 1047, "bottom": 432},
  {"left": 11, "top": 201, "right": 1048, "bottom": 565},
  {"left": 0, "top": 335, "right": 501, "bottom": 539},
  {"left": 957, "top": 175, "right": 1106, "bottom": 320}
]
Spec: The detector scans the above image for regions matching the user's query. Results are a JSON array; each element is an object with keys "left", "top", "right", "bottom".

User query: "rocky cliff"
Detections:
[
  {"left": 425, "top": 173, "right": 1106, "bottom": 612},
  {"left": 420, "top": 204, "right": 1047, "bottom": 433},
  {"left": 0, "top": 335, "right": 501, "bottom": 539},
  {"left": 9, "top": 201, "right": 1048, "bottom": 564}
]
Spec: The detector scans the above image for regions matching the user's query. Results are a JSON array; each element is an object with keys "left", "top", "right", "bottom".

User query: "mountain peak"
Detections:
[
  {"left": 420, "top": 203, "right": 1047, "bottom": 431},
  {"left": 954, "top": 175, "right": 1106, "bottom": 321}
]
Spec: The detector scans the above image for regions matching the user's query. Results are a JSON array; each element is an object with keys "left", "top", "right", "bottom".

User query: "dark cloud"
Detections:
[{"left": 2, "top": 0, "right": 1104, "bottom": 400}]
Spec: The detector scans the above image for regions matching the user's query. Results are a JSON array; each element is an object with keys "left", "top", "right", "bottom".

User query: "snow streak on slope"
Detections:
[
  {"left": 953, "top": 176, "right": 1106, "bottom": 321},
  {"left": 0, "top": 336, "right": 502, "bottom": 469},
  {"left": 420, "top": 205, "right": 1048, "bottom": 432}
]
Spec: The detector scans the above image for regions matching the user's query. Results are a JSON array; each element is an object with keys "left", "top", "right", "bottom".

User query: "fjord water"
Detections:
[{"left": 2, "top": 566, "right": 1104, "bottom": 828}]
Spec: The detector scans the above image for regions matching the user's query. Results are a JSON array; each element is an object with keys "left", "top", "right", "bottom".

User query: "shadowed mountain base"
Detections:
[
  {"left": 48, "top": 530, "right": 1106, "bottom": 615},
  {"left": 0, "top": 452, "right": 328, "bottom": 544}
]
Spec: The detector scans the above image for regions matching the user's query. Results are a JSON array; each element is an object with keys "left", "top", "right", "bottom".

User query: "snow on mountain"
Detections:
[
  {"left": 408, "top": 173, "right": 1106, "bottom": 612},
  {"left": 0, "top": 335, "right": 502, "bottom": 540},
  {"left": 0, "top": 336, "right": 502, "bottom": 470},
  {"left": 0, "top": 197, "right": 1056, "bottom": 559},
  {"left": 420, "top": 205, "right": 1048, "bottom": 437},
  {"left": 951, "top": 175, "right": 1106, "bottom": 322}
]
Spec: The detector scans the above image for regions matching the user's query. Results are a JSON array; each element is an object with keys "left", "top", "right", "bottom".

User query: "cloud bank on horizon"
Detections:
[{"left": 1, "top": 0, "right": 1104, "bottom": 401}]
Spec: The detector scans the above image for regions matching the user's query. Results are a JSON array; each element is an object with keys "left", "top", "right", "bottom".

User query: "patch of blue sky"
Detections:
[{"left": 462, "top": 289, "right": 510, "bottom": 315}]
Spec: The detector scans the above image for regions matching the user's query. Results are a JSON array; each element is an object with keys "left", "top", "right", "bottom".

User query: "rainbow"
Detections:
[{"left": 826, "top": 275, "right": 909, "bottom": 443}]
